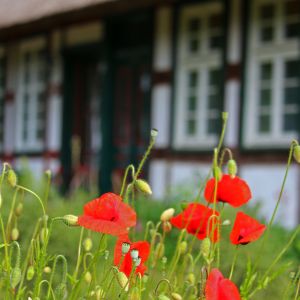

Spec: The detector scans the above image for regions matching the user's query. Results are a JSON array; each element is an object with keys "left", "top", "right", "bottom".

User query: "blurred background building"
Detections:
[{"left": 0, "top": 0, "right": 299, "bottom": 227}]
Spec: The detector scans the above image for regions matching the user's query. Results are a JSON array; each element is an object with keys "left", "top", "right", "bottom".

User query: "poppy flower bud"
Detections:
[
  {"left": 40, "top": 228, "right": 48, "bottom": 244},
  {"left": 26, "top": 265, "right": 35, "bottom": 281},
  {"left": 15, "top": 202, "right": 23, "bottom": 217},
  {"left": 171, "top": 292, "right": 183, "bottom": 300},
  {"left": 85, "top": 271, "right": 92, "bottom": 283},
  {"left": 293, "top": 145, "right": 300, "bottom": 163},
  {"left": 155, "top": 243, "right": 165, "bottom": 259},
  {"left": 135, "top": 179, "right": 152, "bottom": 195},
  {"left": 179, "top": 241, "right": 187, "bottom": 254},
  {"left": 200, "top": 238, "right": 211, "bottom": 258},
  {"left": 130, "top": 249, "right": 139, "bottom": 260},
  {"left": 83, "top": 237, "right": 93, "bottom": 252},
  {"left": 160, "top": 208, "right": 175, "bottom": 222},
  {"left": 7, "top": 169, "right": 17, "bottom": 187},
  {"left": 116, "top": 271, "right": 129, "bottom": 289},
  {"left": 62, "top": 215, "right": 79, "bottom": 226},
  {"left": 187, "top": 273, "right": 195, "bottom": 285},
  {"left": 162, "top": 221, "right": 172, "bottom": 233},
  {"left": 222, "top": 219, "right": 231, "bottom": 226},
  {"left": 142, "top": 273, "right": 149, "bottom": 283},
  {"left": 122, "top": 242, "right": 131, "bottom": 255},
  {"left": 43, "top": 266, "right": 51, "bottom": 273},
  {"left": 227, "top": 159, "right": 238, "bottom": 178},
  {"left": 213, "top": 166, "right": 222, "bottom": 181},
  {"left": 151, "top": 128, "right": 158, "bottom": 138},
  {"left": 158, "top": 294, "right": 170, "bottom": 300},
  {"left": 222, "top": 112, "right": 229, "bottom": 120},
  {"left": 149, "top": 229, "right": 156, "bottom": 237},
  {"left": 134, "top": 257, "right": 142, "bottom": 267},
  {"left": 10, "top": 267, "right": 21, "bottom": 288},
  {"left": 11, "top": 228, "right": 19, "bottom": 241}
]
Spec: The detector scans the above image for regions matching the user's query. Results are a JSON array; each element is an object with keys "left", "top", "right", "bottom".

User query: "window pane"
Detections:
[
  {"left": 209, "top": 69, "right": 221, "bottom": 86},
  {"left": 260, "top": 89, "right": 272, "bottom": 106},
  {"left": 189, "top": 71, "right": 198, "bottom": 87},
  {"left": 207, "top": 117, "right": 221, "bottom": 134},
  {"left": 258, "top": 114, "right": 271, "bottom": 133},
  {"left": 189, "top": 39, "right": 199, "bottom": 53},
  {"left": 261, "top": 26, "right": 274, "bottom": 42},
  {"left": 285, "top": 87, "right": 299, "bottom": 105},
  {"left": 208, "top": 94, "right": 221, "bottom": 110},
  {"left": 261, "top": 63, "right": 273, "bottom": 80},
  {"left": 285, "top": 1, "right": 300, "bottom": 16},
  {"left": 260, "top": 4, "right": 274, "bottom": 20},
  {"left": 285, "top": 60, "right": 300, "bottom": 79},
  {"left": 188, "top": 18, "right": 200, "bottom": 32},
  {"left": 188, "top": 96, "right": 197, "bottom": 111},
  {"left": 186, "top": 119, "right": 196, "bottom": 135},
  {"left": 284, "top": 113, "right": 298, "bottom": 131}
]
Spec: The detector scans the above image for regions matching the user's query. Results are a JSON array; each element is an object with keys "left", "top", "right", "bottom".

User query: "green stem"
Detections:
[
  {"left": 120, "top": 165, "right": 135, "bottom": 197},
  {"left": 73, "top": 227, "right": 84, "bottom": 280},
  {"left": 229, "top": 246, "right": 239, "bottom": 280},
  {"left": 43, "top": 171, "right": 51, "bottom": 213},
  {"left": 0, "top": 215, "right": 10, "bottom": 271}
]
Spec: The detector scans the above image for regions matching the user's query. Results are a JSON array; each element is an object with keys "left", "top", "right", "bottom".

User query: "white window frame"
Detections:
[
  {"left": 173, "top": 2, "right": 223, "bottom": 150},
  {"left": 243, "top": 0, "right": 300, "bottom": 149},
  {"left": 16, "top": 37, "right": 47, "bottom": 152}
]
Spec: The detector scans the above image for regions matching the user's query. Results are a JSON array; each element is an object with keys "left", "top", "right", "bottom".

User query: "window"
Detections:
[
  {"left": 16, "top": 38, "right": 47, "bottom": 152},
  {"left": 174, "top": 2, "right": 223, "bottom": 149},
  {"left": 243, "top": 0, "right": 300, "bottom": 148}
]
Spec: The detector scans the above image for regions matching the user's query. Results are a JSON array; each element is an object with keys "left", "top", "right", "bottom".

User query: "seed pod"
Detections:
[
  {"left": 116, "top": 272, "right": 128, "bottom": 289},
  {"left": 62, "top": 215, "right": 79, "bottom": 226},
  {"left": 130, "top": 249, "right": 139, "bottom": 260},
  {"left": 293, "top": 145, "right": 300, "bottom": 163},
  {"left": 200, "top": 238, "right": 211, "bottom": 258},
  {"left": 162, "top": 221, "right": 172, "bottom": 233},
  {"left": 85, "top": 271, "right": 92, "bottom": 283},
  {"left": 26, "top": 265, "right": 35, "bottom": 281},
  {"left": 179, "top": 241, "right": 187, "bottom": 254},
  {"left": 40, "top": 228, "right": 49, "bottom": 244},
  {"left": 187, "top": 273, "right": 195, "bottom": 285},
  {"left": 158, "top": 295, "right": 170, "bottom": 300},
  {"left": 160, "top": 208, "right": 175, "bottom": 222},
  {"left": 151, "top": 128, "right": 158, "bottom": 138},
  {"left": 83, "top": 237, "right": 93, "bottom": 252},
  {"left": 7, "top": 169, "right": 17, "bottom": 187},
  {"left": 171, "top": 292, "right": 183, "bottom": 300},
  {"left": 10, "top": 267, "right": 21, "bottom": 288},
  {"left": 43, "top": 266, "right": 51, "bottom": 274},
  {"left": 135, "top": 179, "right": 152, "bottom": 195},
  {"left": 121, "top": 242, "right": 130, "bottom": 255},
  {"left": 227, "top": 159, "right": 238, "bottom": 177},
  {"left": 155, "top": 243, "right": 165, "bottom": 259},
  {"left": 222, "top": 219, "right": 231, "bottom": 226},
  {"left": 15, "top": 202, "right": 23, "bottom": 217},
  {"left": 11, "top": 228, "right": 19, "bottom": 241}
]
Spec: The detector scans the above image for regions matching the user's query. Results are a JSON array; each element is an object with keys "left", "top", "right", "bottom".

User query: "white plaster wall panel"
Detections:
[
  {"left": 151, "top": 84, "right": 171, "bottom": 148},
  {"left": 47, "top": 95, "right": 62, "bottom": 151},
  {"left": 241, "top": 164, "right": 299, "bottom": 228},
  {"left": 149, "top": 159, "right": 169, "bottom": 199},
  {"left": 153, "top": 6, "right": 172, "bottom": 71},
  {"left": 66, "top": 22, "right": 103, "bottom": 46},
  {"left": 224, "top": 81, "right": 240, "bottom": 148},
  {"left": 227, "top": 0, "right": 241, "bottom": 63}
]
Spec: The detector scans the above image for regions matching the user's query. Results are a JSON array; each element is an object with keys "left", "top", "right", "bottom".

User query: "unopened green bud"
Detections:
[
  {"left": 121, "top": 242, "right": 130, "bottom": 255},
  {"left": 135, "top": 179, "right": 152, "bottom": 195},
  {"left": 213, "top": 166, "right": 222, "bottom": 181},
  {"left": 83, "top": 237, "right": 93, "bottom": 252},
  {"left": 7, "top": 169, "right": 17, "bottom": 187},
  {"left": 171, "top": 292, "right": 183, "bottom": 300},
  {"left": 187, "top": 273, "right": 195, "bottom": 285},
  {"left": 142, "top": 273, "right": 149, "bottom": 283},
  {"left": 293, "top": 145, "right": 300, "bottom": 163},
  {"left": 201, "top": 238, "right": 211, "bottom": 258},
  {"left": 151, "top": 128, "right": 158, "bottom": 138},
  {"left": 85, "top": 271, "right": 92, "bottom": 283},
  {"left": 179, "top": 241, "right": 187, "bottom": 254},
  {"left": 162, "top": 221, "right": 172, "bottom": 233},
  {"left": 155, "top": 243, "right": 165, "bottom": 259},
  {"left": 43, "top": 266, "right": 51, "bottom": 274},
  {"left": 116, "top": 271, "right": 129, "bottom": 289},
  {"left": 227, "top": 159, "right": 237, "bottom": 177},
  {"left": 222, "top": 112, "right": 229, "bottom": 120},
  {"left": 160, "top": 208, "right": 175, "bottom": 222},
  {"left": 62, "top": 215, "right": 79, "bottom": 226},
  {"left": 158, "top": 295, "right": 170, "bottom": 300},
  {"left": 26, "top": 265, "right": 35, "bottom": 281},
  {"left": 11, "top": 228, "right": 19, "bottom": 241},
  {"left": 10, "top": 267, "right": 21, "bottom": 288},
  {"left": 15, "top": 202, "right": 23, "bottom": 217},
  {"left": 40, "top": 228, "right": 48, "bottom": 244}
]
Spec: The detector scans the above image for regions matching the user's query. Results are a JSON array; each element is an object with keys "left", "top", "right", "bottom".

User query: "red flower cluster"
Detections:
[
  {"left": 230, "top": 211, "right": 266, "bottom": 245},
  {"left": 114, "top": 235, "right": 150, "bottom": 277},
  {"left": 205, "top": 268, "right": 241, "bottom": 300},
  {"left": 78, "top": 193, "right": 136, "bottom": 236},
  {"left": 204, "top": 175, "right": 251, "bottom": 207},
  {"left": 170, "top": 203, "right": 220, "bottom": 242}
]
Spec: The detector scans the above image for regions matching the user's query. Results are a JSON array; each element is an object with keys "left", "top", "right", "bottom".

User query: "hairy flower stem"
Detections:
[
  {"left": 73, "top": 227, "right": 84, "bottom": 281},
  {"left": 120, "top": 164, "right": 135, "bottom": 197},
  {"left": 229, "top": 246, "right": 239, "bottom": 280},
  {"left": 6, "top": 188, "right": 19, "bottom": 239},
  {"left": 43, "top": 171, "right": 51, "bottom": 213}
]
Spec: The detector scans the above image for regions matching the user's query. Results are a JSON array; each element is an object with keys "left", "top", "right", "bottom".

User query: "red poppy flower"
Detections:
[
  {"left": 170, "top": 203, "right": 220, "bottom": 242},
  {"left": 230, "top": 211, "right": 266, "bottom": 245},
  {"left": 204, "top": 174, "right": 251, "bottom": 207},
  {"left": 114, "top": 235, "right": 150, "bottom": 277},
  {"left": 205, "top": 268, "right": 241, "bottom": 300},
  {"left": 78, "top": 193, "right": 136, "bottom": 236}
]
